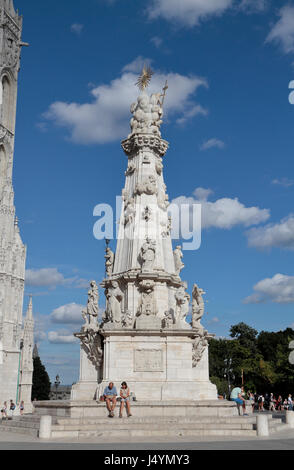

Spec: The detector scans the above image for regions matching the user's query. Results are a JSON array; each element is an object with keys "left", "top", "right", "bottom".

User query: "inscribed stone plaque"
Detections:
[{"left": 134, "top": 349, "right": 163, "bottom": 372}]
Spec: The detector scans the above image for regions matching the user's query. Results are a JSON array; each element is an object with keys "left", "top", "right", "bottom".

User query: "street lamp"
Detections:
[
  {"left": 224, "top": 358, "right": 234, "bottom": 397},
  {"left": 54, "top": 375, "right": 60, "bottom": 401}
]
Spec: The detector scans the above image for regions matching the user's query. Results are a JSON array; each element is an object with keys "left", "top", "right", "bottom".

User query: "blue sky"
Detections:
[{"left": 13, "top": 0, "right": 294, "bottom": 384}]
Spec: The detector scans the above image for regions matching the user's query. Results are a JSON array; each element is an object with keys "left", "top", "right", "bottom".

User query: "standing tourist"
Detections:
[
  {"left": 276, "top": 395, "right": 283, "bottom": 411},
  {"left": 288, "top": 394, "right": 293, "bottom": 411},
  {"left": 1, "top": 402, "right": 7, "bottom": 420},
  {"left": 230, "top": 385, "right": 249, "bottom": 416},
  {"left": 248, "top": 392, "right": 255, "bottom": 413},
  {"left": 269, "top": 393, "right": 276, "bottom": 412},
  {"left": 20, "top": 401, "right": 25, "bottom": 416},
  {"left": 258, "top": 394, "right": 264, "bottom": 411}
]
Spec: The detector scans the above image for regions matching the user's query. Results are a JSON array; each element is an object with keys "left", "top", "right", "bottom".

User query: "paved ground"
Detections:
[{"left": 0, "top": 428, "right": 294, "bottom": 450}]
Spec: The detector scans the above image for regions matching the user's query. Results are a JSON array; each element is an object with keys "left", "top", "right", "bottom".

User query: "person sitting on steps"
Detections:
[
  {"left": 103, "top": 382, "right": 118, "bottom": 418},
  {"left": 119, "top": 382, "right": 132, "bottom": 418}
]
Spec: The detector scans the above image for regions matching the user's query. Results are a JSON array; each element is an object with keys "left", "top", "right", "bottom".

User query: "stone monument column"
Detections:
[{"left": 73, "top": 67, "right": 217, "bottom": 401}]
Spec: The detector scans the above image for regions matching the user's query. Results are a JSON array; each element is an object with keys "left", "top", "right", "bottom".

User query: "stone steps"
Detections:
[
  {"left": 52, "top": 421, "right": 257, "bottom": 432},
  {"left": 50, "top": 428, "right": 258, "bottom": 439},
  {"left": 0, "top": 413, "right": 289, "bottom": 440},
  {"left": 55, "top": 414, "right": 279, "bottom": 426}
]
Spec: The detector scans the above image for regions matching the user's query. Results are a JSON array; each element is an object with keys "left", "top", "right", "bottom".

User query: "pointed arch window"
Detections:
[{"left": 1, "top": 75, "right": 14, "bottom": 132}]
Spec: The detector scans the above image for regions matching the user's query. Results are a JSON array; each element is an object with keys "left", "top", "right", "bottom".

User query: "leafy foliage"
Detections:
[{"left": 209, "top": 323, "right": 294, "bottom": 396}]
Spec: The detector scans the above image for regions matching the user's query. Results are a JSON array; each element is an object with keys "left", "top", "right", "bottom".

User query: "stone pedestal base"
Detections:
[{"left": 99, "top": 330, "right": 217, "bottom": 401}]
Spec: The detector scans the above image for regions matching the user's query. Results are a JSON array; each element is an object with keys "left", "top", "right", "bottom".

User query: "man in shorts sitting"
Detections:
[
  {"left": 103, "top": 382, "right": 118, "bottom": 418},
  {"left": 230, "top": 385, "right": 248, "bottom": 416}
]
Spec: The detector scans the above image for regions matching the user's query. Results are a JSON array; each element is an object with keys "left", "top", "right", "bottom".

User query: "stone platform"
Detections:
[
  {"left": 0, "top": 404, "right": 290, "bottom": 440},
  {"left": 34, "top": 399, "right": 240, "bottom": 419}
]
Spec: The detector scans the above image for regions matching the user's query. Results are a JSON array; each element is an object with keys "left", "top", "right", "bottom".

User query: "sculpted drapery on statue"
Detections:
[
  {"left": 82, "top": 281, "right": 99, "bottom": 330},
  {"left": 105, "top": 247, "right": 115, "bottom": 277},
  {"left": 105, "top": 281, "right": 123, "bottom": 326}
]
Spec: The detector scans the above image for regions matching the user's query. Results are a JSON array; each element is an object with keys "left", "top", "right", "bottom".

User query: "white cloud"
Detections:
[
  {"left": 193, "top": 187, "right": 214, "bottom": 201},
  {"left": 43, "top": 58, "right": 208, "bottom": 144},
  {"left": 25, "top": 268, "right": 89, "bottom": 289},
  {"left": 176, "top": 104, "right": 208, "bottom": 125},
  {"left": 34, "top": 330, "right": 47, "bottom": 343},
  {"left": 25, "top": 268, "right": 65, "bottom": 287},
  {"left": 239, "top": 0, "right": 268, "bottom": 13},
  {"left": 266, "top": 5, "right": 294, "bottom": 54},
  {"left": 172, "top": 187, "right": 270, "bottom": 230},
  {"left": 244, "top": 274, "right": 294, "bottom": 304},
  {"left": 71, "top": 23, "right": 84, "bottom": 35},
  {"left": 272, "top": 177, "right": 294, "bottom": 188},
  {"left": 147, "top": 0, "right": 233, "bottom": 27},
  {"left": 246, "top": 215, "right": 294, "bottom": 250},
  {"left": 200, "top": 138, "right": 225, "bottom": 151},
  {"left": 50, "top": 303, "right": 84, "bottom": 325},
  {"left": 48, "top": 331, "right": 78, "bottom": 344},
  {"left": 150, "top": 36, "right": 163, "bottom": 48}
]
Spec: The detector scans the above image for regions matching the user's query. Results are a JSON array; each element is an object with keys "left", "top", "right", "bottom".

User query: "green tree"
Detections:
[
  {"left": 230, "top": 322, "right": 258, "bottom": 352},
  {"left": 31, "top": 356, "right": 51, "bottom": 401}
]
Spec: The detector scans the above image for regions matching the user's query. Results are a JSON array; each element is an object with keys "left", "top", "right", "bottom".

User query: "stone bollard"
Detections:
[
  {"left": 256, "top": 414, "right": 269, "bottom": 437},
  {"left": 39, "top": 415, "right": 52, "bottom": 439},
  {"left": 286, "top": 411, "right": 294, "bottom": 428}
]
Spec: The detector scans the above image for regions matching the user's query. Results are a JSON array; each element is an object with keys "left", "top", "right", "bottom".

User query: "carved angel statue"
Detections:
[
  {"left": 140, "top": 238, "right": 156, "bottom": 272},
  {"left": 105, "top": 281, "right": 123, "bottom": 326},
  {"left": 105, "top": 247, "right": 115, "bottom": 277},
  {"left": 82, "top": 281, "right": 99, "bottom": 330},
  {"left": 192, "top": 284, "right": 206, "bottom": 328},
  {"left": 173, "top": 246, "right": 184, "bottom": 276}
]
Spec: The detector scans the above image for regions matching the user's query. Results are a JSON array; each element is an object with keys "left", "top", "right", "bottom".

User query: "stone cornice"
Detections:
[{"left": 121, "top": 134, "right": 169, "bottom": 157}]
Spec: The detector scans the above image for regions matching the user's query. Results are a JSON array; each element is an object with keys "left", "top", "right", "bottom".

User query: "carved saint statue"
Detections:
[
  {"left": 105, "top": 247, "right": 115, "bottom": 277},
  {"left": 137, "top": 280, "right": 157, "bottom": 317},
  {"left": 140, "top": 238, "right": 156, "bottom": 272},
  {"left": 173, "top": 246, "right": 184, "bottom": 276},
  {"left": 192, "top": 284, "right": 206, "bottom": 328},
  {"left": 105, "top": 281, "right": 123, "bottom": 326},
  {"left": 82, "top": 281, "right": 99, "bottom": 330},
  {"left": 175, "top": 284, "right": 190, "bottom": 329}
]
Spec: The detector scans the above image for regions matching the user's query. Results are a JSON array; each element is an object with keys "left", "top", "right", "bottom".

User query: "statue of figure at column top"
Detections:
[{"left": 128, "top": 66, "right": 168, "bottom": 138}]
